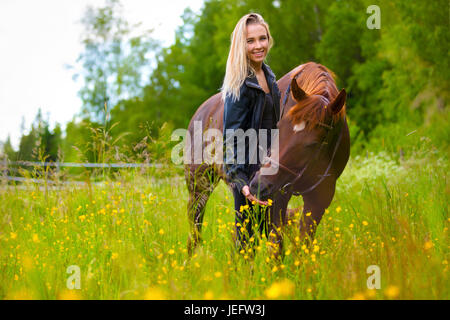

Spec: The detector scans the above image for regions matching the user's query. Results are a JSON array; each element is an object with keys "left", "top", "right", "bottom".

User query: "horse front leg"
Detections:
[
  {"left": 299, "top": 180, "right": 336, "bottom": 246},
  {"left": 265, "top": 190, "right": 292, "bottom": 260}
]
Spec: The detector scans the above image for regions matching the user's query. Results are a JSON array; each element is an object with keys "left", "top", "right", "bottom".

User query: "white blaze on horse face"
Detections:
[{"left": 293, "top": 121, "right": 306, "bottom": 132}]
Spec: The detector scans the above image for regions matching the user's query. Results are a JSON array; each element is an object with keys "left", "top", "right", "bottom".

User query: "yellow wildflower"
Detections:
[
  {"left": 58, "top": 290, "right": 82, "bottom": 300},
  {"left": 384, "top": 285, "right": 400, "bottom": 299},
  {"left": 265, "top": 279, "right": 294, "bottom": 299},
  {"left": 423, "top": 241, "right": 433, "bottom": 250},
  {"left": 349, "top": 292, "right": 366, "bottom": 300},
  {"left": 144, "top": 287, "right": 165, "bottom": 300},
  {"left": 32, "top": 234, "right": 39, "bottom": 243},
  {"left": 204, "top": 290, "right": 214, "bottom": 300}
]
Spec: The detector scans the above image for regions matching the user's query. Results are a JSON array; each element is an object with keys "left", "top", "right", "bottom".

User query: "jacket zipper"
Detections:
[
  {"left": 256, "top": 93, "right": 266, "bottom": 165},
  {"left": 259, "top": 93, "right": 266, "bottom": 130},
  {"left": 272, "top": 82, "right": 279, "bottom": 122}
]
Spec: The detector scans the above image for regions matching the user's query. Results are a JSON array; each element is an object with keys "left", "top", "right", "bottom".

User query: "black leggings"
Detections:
[{"left": 231, "top": 185, "right": 271, "bottom": 249}]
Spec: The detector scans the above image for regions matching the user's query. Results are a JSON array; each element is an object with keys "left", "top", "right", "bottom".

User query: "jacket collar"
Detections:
[
  {"left": 244, "top": 62, "right": 280, "bottom": 122},
  {"left": 245, "top": 62, "right": 276, "bottom": 91}
]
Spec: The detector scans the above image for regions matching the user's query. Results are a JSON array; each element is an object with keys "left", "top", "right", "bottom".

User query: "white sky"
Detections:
[{"left": 0, "top": 0, "right": 204, "bottom": 149}]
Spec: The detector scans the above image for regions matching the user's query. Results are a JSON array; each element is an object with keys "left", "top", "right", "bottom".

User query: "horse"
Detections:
[{"left": 184, "top": 62, "right": 350, "bottom": 257}]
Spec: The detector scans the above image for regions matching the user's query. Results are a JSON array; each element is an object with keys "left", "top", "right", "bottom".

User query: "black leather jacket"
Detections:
[{"left": 223, "top": 63, "right": 281, "bottom": 192}]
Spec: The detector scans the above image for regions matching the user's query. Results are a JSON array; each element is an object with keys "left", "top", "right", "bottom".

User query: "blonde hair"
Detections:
[{"left": 221, "top": 13, "right": 273, "bottom": 102}]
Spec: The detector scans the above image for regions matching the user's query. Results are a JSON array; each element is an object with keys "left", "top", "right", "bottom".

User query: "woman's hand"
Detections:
[{"left": 241, "top": 185, "right": 268, "bottom": 206}]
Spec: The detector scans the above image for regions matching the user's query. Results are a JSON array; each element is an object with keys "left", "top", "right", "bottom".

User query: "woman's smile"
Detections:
[{"left": 246, "top": 23, "right": 269, "bottom": 66}]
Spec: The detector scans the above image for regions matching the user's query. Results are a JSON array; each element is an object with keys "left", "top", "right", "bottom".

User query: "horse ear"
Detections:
[
  {"left": 328, "top": 89, "right": 346, "bottom": 114},
  {"left": 291, "top": 78, "right": 307, "bottom": 102}
]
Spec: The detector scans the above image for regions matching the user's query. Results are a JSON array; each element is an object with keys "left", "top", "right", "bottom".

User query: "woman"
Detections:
[{"left": 222, "top": 13, "right": 281, "bottom": 247}]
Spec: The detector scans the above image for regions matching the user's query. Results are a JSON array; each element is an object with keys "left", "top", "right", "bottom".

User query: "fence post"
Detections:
[{"left": 2, "top": 157, "right": 7, "bottom": 178}]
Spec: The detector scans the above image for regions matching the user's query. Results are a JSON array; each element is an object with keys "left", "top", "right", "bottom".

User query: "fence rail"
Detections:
[
  {"left": 4, "top": 161, "right": 166, "bottom": 168},
  {"left": 0, "top": 159, "right": 184, "bottom": 186},
  {"left": 2, "top": 175, "right": 90, "bottom": 185}
]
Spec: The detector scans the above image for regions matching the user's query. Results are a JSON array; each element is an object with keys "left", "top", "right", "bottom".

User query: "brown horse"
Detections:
[{"left": 184, "top": 62, "right": 349, "bottom": 257}]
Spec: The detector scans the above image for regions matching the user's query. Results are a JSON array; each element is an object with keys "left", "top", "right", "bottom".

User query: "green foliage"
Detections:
[
  {"left": 4, "top": 0, "right": 449, "bottom": 165},
  {"left": 1, "top": 136, "right": 16, "bottom": 161},
  {"left": 7, "top": 109, "right": 62, "bottom": 163},
  {"left": 73, "top": 0, "right": 158, "bottom": 120}
]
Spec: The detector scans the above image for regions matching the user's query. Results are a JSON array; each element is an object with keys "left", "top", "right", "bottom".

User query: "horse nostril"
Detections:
[
  {"left": 256, "top": 179, "right": 272, "bottom": 199},
  {"left": 249, "top": 181, "right": 258, "bottom": 195},
  {"left": 249, "top": 181, "right": 260, "bottom": 196}
]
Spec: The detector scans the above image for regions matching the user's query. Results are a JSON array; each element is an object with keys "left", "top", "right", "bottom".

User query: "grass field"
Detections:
[{"left": 0, "top": 148, "right": 448, "bottom": 300}]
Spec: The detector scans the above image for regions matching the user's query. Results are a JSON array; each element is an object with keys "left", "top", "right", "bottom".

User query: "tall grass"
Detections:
[
  {"left": 0, "top": 144, "right": 448, "bottom": 299},
  {"left": 1, "top": 106, "right": 449, "bottom": 299}
]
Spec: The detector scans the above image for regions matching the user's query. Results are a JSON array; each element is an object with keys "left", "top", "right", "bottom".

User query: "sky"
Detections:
[{"left": 0, "top": 0, "right": 204, "bottom": 149}]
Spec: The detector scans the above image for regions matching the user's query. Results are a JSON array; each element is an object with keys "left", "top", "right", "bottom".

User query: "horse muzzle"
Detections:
[{"left": 249, "top": 173, "right": 273, "bottom": 200}]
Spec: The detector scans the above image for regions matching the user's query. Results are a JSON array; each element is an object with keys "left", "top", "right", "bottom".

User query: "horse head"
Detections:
[{"left": 249, "top": 64, "right": 347, "bottom": 199}]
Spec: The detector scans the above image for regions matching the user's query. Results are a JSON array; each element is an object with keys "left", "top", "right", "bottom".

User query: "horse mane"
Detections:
[{"left": 287, "top": 62, "right": 346, "bottom": 130}]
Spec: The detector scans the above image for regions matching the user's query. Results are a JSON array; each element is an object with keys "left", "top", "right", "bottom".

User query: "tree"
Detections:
[
  {"left": 1, "top": 136, "right": 17, "bottom": 161},
  {"left": 72, "top": 0, "right": 158, "bottom": 121}
]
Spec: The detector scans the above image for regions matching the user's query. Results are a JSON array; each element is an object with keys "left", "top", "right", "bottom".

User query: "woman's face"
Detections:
[{"left": 246, "top": 23, "right": 269, "bottom": 66}]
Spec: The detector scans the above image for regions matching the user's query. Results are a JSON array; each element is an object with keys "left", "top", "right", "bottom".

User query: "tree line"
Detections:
[{"left": 2, "top": 0, "right": 448, "bottom": 164}]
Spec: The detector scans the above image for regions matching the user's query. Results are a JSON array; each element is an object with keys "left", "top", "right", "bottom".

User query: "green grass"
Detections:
[{"left": 0, "top": 150, "right": 448, "bottom": 300}]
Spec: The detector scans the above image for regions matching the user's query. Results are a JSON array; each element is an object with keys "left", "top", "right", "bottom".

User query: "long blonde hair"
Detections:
[{"left": 221, "top": 13, "right": 273, "bottom": 102}]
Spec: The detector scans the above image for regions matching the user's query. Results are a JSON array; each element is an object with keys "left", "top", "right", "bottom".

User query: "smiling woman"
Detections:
[
  {"left": 183, "top": 12, "right": 282, "bottom": 256},
  {"left": 220, "top": 13, "right": 280, "bottom": 251}
]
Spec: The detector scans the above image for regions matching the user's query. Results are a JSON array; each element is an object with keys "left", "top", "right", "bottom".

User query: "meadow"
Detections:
[{"left": 0, "top": 134, "right": 448, "bottom": 300}]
